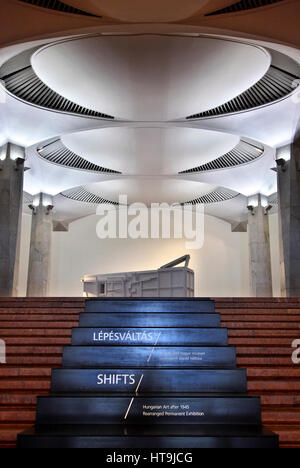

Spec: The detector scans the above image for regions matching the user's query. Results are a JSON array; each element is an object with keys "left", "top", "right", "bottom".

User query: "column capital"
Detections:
[
  {"left": 247, "top": 194, "right": 272, "bottom": 216},
  {"left": 27, "top": 194, "right": 53, "bottom": 297},
  {"left": 30, "top": 193, "right": 54, "bottom": 215},
  {"left": 28, "top": 204, "right": 37, "bottom": 215},
  {"left": 276, "top": 145, "right": 291, "bottom": 173}
]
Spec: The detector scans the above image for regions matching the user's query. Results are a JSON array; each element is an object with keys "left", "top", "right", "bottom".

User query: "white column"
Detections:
[
  {"left": 0, "top": 143, "right": 25, "bottom": 297},
  {"left": 248, "top": 194, "right": 273, "bottom": 297},
  {"left": 276, "top": 143, "right": 300, "bottom": 297},
  {"left": 27, "top": 193, "right": 53, "bottom": 297}
]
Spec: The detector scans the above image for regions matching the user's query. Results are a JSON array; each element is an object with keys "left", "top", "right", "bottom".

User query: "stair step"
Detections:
[
  {"left": 235, "top": 347, "right": 292, "bottom": 356},
  {"left": 247, "top": 368, "right": 300, "bottom": 378},
  {"left": 0, "top": 380, "right": 50, "bottom": 391},
  {"left": 0, "top": 329, "right": 72, "bottom": 337},
  {"left": 51, "top": 369, "right": 247, "bottom": 394},
  {"left": 71, "top": 328, "right": 228, "bottom": 347},
  {"left": 0, "top": 299, "right": 84, "bottom": 308},
  {"left": 237, "top": 357, "right": 293, "bottom": 366},
  {"left": 5, "top": 357, "right": 62, "bottom": 365},
  {"left": 216, "top": 297, "right": 300, "bottom": 302},
  {"left": 62, "top": 346, "right": 237, "bottom": 368},
  {"left": 230, "top": 338, "right": 295, "bottom": 346},
  {"left": 219, "top": 309, "right": 300, "bottom": 315},
  {"left": 5, "top": 346, "right": 63, "bottom": 355},
  {"left": 263, "top": 410, "right": 300, "bottom": 424},
  {"left": 17, "top": 425, "right": 278, "bottom": 449},
  {"left": 260, "top": 395, "right": 300, "bottom": 406},
  {"left": 0, "top": 368, "right": 52, "bottom": 377},
  {"left": 222, "top": 315, "right": 300, "bottom": 322},
  {"left": 0, "top": 322, "right": 78, "bottom": 329},
  {"left": 248, "top": 381, "right": 300, "bottom": 392},
  {"left": 2, "top": 338, "right": 71, "bottom": 345},
  {"left": 0, "top": 409, "right": 36, "bottom": 424},
  {"left": 228, "top": 330, "right": 300, "bottom": 337},
  {"left": 223, "top": 322, "right": 300, "bottom": 329},
  {"left": 0, "top": 425, "right": 30, "bottom": 443},
  {"left": 0, "top": 309, "right": 82, "bottom": 315},
  {"left": 35, "top": 395, "right": 261, "bottom": 425},
  {"left": 80, "top": 313, "right": 221, "bottom": 328},
  {"left": 85, "top": 299, "right": 215, "bottom": 313},
  {"left": 270, "top": 428, "right": 300, "bottom": 444},
  {"left": 216, "top": 299, "right": 300, "bottom": 307},
  {"left": 0, "top": 315, "right": 79, "bottom": 322},
  {"left": 0, "top": 394, "right": 42, "bottom": 405}
]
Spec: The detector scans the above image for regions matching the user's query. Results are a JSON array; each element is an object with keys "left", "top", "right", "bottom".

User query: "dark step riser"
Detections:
[
  {"left": 51, "top": 369, "right": 247, "bottom": 393},
  {"left": 17, "top": 436, "right": 278, "bottom": 449},
  {"left": 71, "top": 328, "right": 228, "bottom": 347},
  {"left": 79, "top": 313, "right": 221, "bottom": 328},
  {"left": 85, "top": 300, "right": 215, "bottom": 313},
  {"left": 36, "top": 397, "right": 261, "bottom": 425},
  {"left": 62, "top": 347, "right": 237, "bottom": 368}
]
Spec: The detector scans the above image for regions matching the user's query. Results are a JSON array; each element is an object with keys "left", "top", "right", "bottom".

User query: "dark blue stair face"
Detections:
[
  {"left": 79, "top": 313, "right": 221, "bottom": 328},
  {"left": 51, "top": 369, "right": 247, "bottom": 394},
  {"left": 62, "top": 346, "right": 237, "bottom": 368},
  {"left": 85, "top": 299, "right": 215, "bottom": 313},
  {"left": 71, "top": 328, "right": 228, "bottom": 346},
  {"left": 36, "top": 395, "right": 262, "bottom": 426},
  {"left": 18, "top": 426, "right": 279, "bottom": 449}
]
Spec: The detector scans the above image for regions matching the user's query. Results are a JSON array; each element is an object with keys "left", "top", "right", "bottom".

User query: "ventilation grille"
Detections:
[
  {"left": 18, "top": 0, "right": 100, "bottom": 17},
  {"left": 268, "top": 192, "right": 278, "bottom": 205},
  {"left": 61, "top": 187, "right": 118, "bottom": 205},
  {"left": 187, "top": 66, "right": 299, "bottom": 119},
  {"left": 37, "top": 139, "right": 121, "bottom": 173},
  {"left": 180, "top": 140, "right": 264, "bottom": 173},
  {"left": 206, "top": 0, "right": 284, "bottom": 16},
  {"left": 23, "top": 192, "right": 33, "bottom": 205},
  {"left": 1, "top": 66, "right": 114, "bottom": 120},
  {"left": 184, "top": 188, "right": 239, "bottom": 205}
]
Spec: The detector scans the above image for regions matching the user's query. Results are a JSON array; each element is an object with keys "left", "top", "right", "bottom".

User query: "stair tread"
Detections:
[
  {"left": 18, "top": 424, "right": 276, "bottom": 438},
  {"left": 38, "top": 392, "right": 259, "bottom": 398}
]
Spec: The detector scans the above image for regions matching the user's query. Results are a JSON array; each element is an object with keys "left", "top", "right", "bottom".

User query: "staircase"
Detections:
[
  {"left": 0, "top": 298, "right": 298, "bottom": 448},
  {"left": 216, "top": 298, "right": 300, "bottom": 449},
  {"left": 15, "top": 298, "right": 277, "bottom": 448},
  {"left": 0, "top": 298, "right": 84, "bottom": 448}
]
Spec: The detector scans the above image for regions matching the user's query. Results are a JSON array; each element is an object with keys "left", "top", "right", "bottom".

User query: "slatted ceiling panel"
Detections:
[
  {"left": 1, "top": 66, "right": 114, "bottom": 120},
  {"left": 187, "top": 66, "right": 299, "bottom": 120},
  {"left": 179, "top": 140, "right": 264, "bottom": 174},
  {"left": 37, "top": 139, "right": 121, "bottom": 174},
  {"left": 61, "top": 187, "right": 118, "bottom": 205},
  {"left": 268, "top": 192, "right": 278, "bottom": 206},
  {"left": 23, "top": 192, "right": 33, "bottom": 205},
  {"left": 184, "top": 188, "right": 239, "bottom": 205},
  {"left": 205, "top": 0, "right": 284, "bottom": 16},
  {"left": 18, "top": 0, "right": 100, "bottom": 17}
]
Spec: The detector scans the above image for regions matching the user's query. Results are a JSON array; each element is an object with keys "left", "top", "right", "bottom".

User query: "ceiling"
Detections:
[
  {"left": 64, "top": 0, "right": 214, "bottom": 22},
  {"left": 61, "top": 127, "right": 240, "bottom": 175},
  {"left": 32, "top": 35, "right": 270, "bottom": 121},
  {"left": 0, "top": 1, "right": 299, "bottom": 228}
]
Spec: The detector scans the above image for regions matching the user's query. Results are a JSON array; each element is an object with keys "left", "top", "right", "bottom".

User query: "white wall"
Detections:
[{"left": 17, "top": 212, "right": 281, "bottom": 298}]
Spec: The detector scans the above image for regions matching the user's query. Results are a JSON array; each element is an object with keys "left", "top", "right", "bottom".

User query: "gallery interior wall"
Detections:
[{"left": 16, "top": 212, "right": 281, "bottom": 298}]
